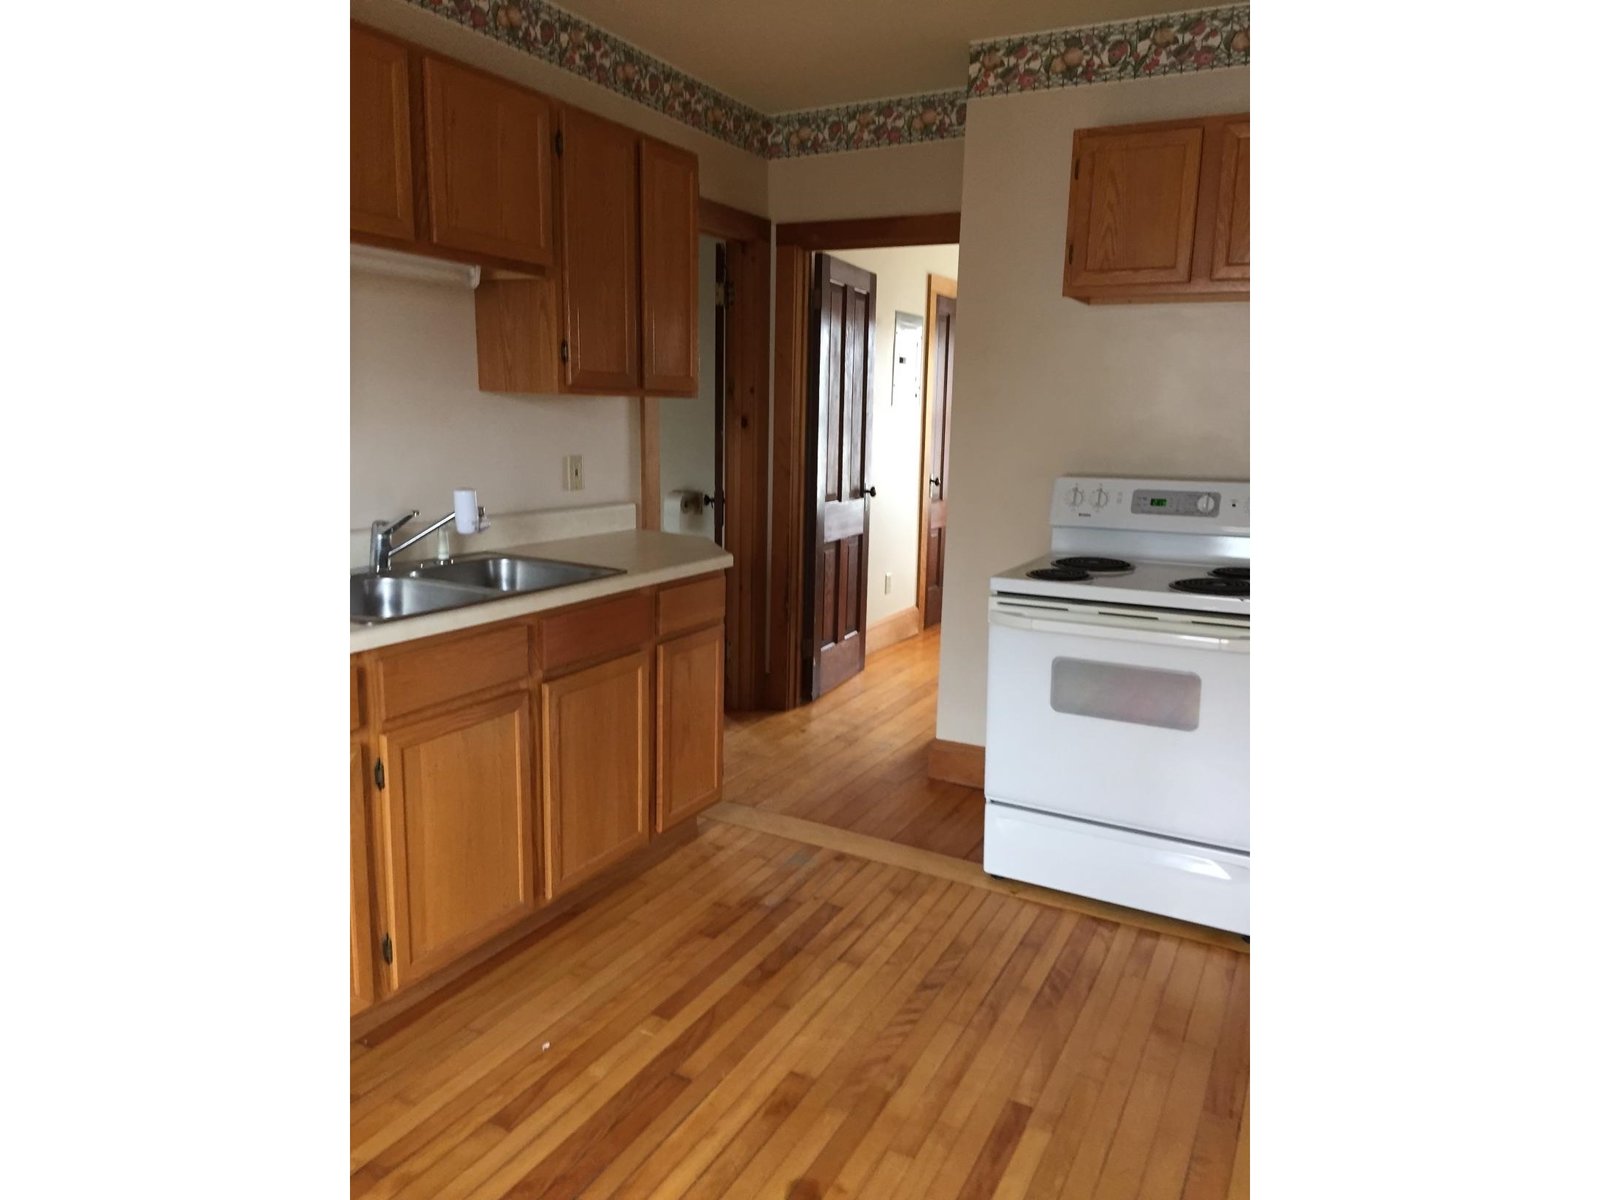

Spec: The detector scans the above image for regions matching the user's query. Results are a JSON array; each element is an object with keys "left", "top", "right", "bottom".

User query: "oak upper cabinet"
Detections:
[
  {"left": 540, "top": 651, "right": 652, "bottom": 896},
  {"left": 655, "top": 624, "right": 724, "bottom": 831},
  {"left": 559, "top": 107, "right": 640, "bottom": 392},
  {"left": 374, "top": 690, "right": 538, "bottom": 991},
  {"left": 350, "top": 25, "right": 416, "bottom": 241},
  {"left": 1210, "top": 119, "right": 1250, "bottom": 282},
  {"left": 351, "top": 739, "right": 377, "bottom": 1015},
  {"left": 639, "top": 138, "right": 700, "bottom": 395},
  {"left": 421, "top": 55, "right": 555, "bottom": 267},
  {"left": 1063, "top": 113, "right": 1248, "bottom": 303}
]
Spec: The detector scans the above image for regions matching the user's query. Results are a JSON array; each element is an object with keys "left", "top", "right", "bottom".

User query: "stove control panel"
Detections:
[{"left": 1050, "top": 476, "right": 1249, "bottom": 534}]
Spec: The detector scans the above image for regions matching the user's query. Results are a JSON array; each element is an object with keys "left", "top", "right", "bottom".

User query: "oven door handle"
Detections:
[{"left": 989, "top": 607, "right": 1249, "bottom": 650}]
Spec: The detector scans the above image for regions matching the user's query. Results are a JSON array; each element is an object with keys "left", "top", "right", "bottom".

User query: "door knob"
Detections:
[
  {"left": 701, "top": 493, "right": 718, "bottom": 507},
  {"left": 865, "top": 487, "right": 878, "bottom": 497},
  {"left": 929, "top": 476, "right": 942, "bottom": 488}
]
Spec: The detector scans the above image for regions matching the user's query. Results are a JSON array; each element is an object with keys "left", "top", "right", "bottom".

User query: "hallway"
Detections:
[{"left": 723, "top": 627, "right": 986, "bottom": 862}]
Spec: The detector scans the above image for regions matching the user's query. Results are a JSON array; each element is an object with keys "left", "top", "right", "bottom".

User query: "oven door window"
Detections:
[{"left": 1049, "top": 657, "right": 1201, "bottom": 731}]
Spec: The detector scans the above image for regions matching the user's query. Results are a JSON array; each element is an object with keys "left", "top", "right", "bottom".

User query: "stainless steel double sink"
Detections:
[{"left": 351, "top": 553, "right": 623, "bottom": 624}]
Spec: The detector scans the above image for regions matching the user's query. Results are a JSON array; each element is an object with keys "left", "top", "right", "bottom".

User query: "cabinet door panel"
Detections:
[
  {"left": 656, "top": 625, "right": 723, "bottom": 832},
  {"left": 351, "top": 26, "right": 416, "bottom": 241},
  {"left": 378, "top": 691, "right": 537, "bottom": 990},
  {"left": 541, "top": 651, "right": 651, "bottom": 895},
  {"left": 640, "top": 139, "right": 699, "bottom": 395},
  {"left": 560, "top": 108, "right": 640, "bottom": 392},
  {"left": 1066, "top": 125, "right": 1203, "bottom": 290},
  {"left": 351, "top": 740, "right": 377, "bottom": 1015},
  {"left": 422, "top": 56, "right": 554, "bottom": 266},
  {"left": 1211, "top": 119, "right": 1250, "bottom": 282}
]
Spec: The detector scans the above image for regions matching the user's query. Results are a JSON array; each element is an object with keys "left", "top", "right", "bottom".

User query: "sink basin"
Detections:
[
  {"left": 350, "top": 574, "right": 489, "bottom": 624},
  {"left": 352, "top": 554, "right": 624, "bottom": 624},
  {"left": 405, "top": 554, "right": 622, "bottom": 593}
]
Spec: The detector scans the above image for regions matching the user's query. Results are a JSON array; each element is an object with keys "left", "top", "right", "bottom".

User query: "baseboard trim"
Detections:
[
  {"left": 865, "top": 606, "right": 922, "bottom": 654},
  {"left": 703, "top": 802, "right": 1247, "bottom": 953},
  {"left": 928, "top": 738, "right": 985, "bottom": 788}
]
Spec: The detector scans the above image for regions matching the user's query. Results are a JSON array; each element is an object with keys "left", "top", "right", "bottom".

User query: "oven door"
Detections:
[{"left": 985, "top": 599, "right": 1249, "bottom": 850}]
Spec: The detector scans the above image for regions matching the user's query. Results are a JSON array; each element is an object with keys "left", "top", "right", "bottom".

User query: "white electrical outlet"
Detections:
[
  {"left": 563, "top": 454, "right": 584, "bottom": 491},
  {"left": 884, "top": 572, "right": 893, "bottom": 595}
]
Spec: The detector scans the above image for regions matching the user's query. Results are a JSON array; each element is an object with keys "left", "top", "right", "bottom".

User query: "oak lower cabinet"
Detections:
[
  {"left": 540, "top": 651, "right": 652, "bottom": 896},
  {"left": 374, "top": 690, "right": 538, "bottom": 991},
  {"left": 351, "top": 739, "right": 377, "bottom": 1015},
  {"left": 656, "top": 624, "right": 724, "bottom": 831}
]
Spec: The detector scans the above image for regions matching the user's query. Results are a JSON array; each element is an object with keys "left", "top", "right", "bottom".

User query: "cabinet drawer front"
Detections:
[
  {"left": 377, "top": 624, "right": 530, "bottom": 720},
  {"left": 540, "top": 591, "right": 653, "bottom": 674},
  {"left": 657, "top": 573, "right": 725, "bottom": 637}
]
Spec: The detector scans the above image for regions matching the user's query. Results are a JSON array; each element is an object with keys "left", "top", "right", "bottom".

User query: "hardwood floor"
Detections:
[
  {"left": 352, "top": 624, "right": 1250, "bottom": 1198},
  {"left": 724, "top": 627, "right": 985, "bottom": 862},
  {"left": 352, "top": 815, "right": 1250, "bottom": 1199}
]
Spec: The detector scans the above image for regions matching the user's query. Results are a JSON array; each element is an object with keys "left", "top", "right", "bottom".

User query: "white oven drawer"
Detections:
[{"left": 984, "top": 604, "right": 1249, "bottom": 850}]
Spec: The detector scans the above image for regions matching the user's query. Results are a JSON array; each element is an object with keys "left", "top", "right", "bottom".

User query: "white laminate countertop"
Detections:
[{"left": 350, "top": 530, "right": 733, "bottom": 654}]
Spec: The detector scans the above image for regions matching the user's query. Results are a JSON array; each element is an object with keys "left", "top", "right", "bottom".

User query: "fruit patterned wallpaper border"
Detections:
[{"left": 399, "top": 1, "right": 1249, "bottom": 160}]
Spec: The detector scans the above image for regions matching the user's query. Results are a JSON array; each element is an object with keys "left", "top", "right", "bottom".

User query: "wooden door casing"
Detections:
[
  {"left": 560, "top": 107, "right": 641, "bottom": 392},
  {"left": 804, "top": 254, "right": 876, "bottom": 700},
  {"left": 540, "top": 651, "right": 652, "bottom": 896},
  {"left": 420, "top": 56, "right": 554, "bottom": 267},
  {"left": 921, "top": 287, "right": 956, "bottom": 628},
  {"left": 351, "top": 740, "right": 377, "bottom": 1015},
  {"left": 656, "top": 625, "right": 724, "bottom": 831},
  {"left": 376, "top": 691, "right": 538, "bottom": 992},
  {"left": 640, "top": 138, "right": 700, "bottom": 395},
  {"left": 350, "top": 25, "right": 416, "bottom": 241},
  {"left": 1066, "top": 124, "right": 1204, "bottom": 290},
  {"left": 1211, "top": 119, "right": 1250, "bottom": 281}
]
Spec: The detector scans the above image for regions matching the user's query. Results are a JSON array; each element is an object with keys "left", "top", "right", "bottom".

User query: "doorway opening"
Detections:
[{"left": 770, "top": 216, "right": 961, "bottom": 708}]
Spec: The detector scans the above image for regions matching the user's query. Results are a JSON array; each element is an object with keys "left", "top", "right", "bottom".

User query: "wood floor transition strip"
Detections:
[{"left": 702, "top": 801, "right": 1249, "bottom": 954}]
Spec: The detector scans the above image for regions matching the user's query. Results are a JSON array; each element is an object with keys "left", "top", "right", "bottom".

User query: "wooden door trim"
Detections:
[
  {"left": 776, "top": 212, "right": 960, "bottom": 252},
  {"left": 699, "top": 197, "right": 769, "bottom": 244},
  {"left": 915, "top": 272, "right": 957, "bottom": 630}
]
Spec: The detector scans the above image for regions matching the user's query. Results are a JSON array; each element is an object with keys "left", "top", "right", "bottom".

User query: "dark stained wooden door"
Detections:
[
  {"left": 804, "top": 254, "right": 876, "bottom": 700},
  {"left": 922, "top": 292, "right": 956, "bottom": 627}
]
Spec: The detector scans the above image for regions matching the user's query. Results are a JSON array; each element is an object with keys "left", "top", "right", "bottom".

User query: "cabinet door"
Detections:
[
  {"left": 640, "top": 138, "right": 700, "bottom": 395},
  {"left": 1210, "top": 119, "right": 1250, "bottom": 282},
  {"left": 1065, "top": 123, "right": 1204, "bottom": 292},
  {"left": 421, "top": 56, "right": 555, "bottom": 267},
  {"left": 656, "top": 625, "right": 723, "bottom": 832},
  {"left": 559, "top": 108, "right": 640, "bottom": 392},
  {"left": 376, "top": 691, "right": 538, "bottom": 991},
  {"left": 541, "top": 651, "right": 651, "bottom": 895},
  {"left": 350, "top": 26, "right": 416, "bottom": 241},
  {"left": 351, "top": 740, "right": 377, "bottom": 1015}
]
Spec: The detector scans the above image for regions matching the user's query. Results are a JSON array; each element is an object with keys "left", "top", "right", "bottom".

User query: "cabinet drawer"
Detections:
[
  {"left": 539, "top": 590, "right": 653, "bottom": 674},
  {"left": 657, "top": 574, "right": 725, "bottom": 637},
  {"left": 377, "top": 624, "right": 530, "bottom": 720}
]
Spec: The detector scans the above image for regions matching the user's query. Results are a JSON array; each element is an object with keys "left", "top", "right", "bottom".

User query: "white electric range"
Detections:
[{"left": 984, "top": 476, "right": 1250, "bottom": 935}]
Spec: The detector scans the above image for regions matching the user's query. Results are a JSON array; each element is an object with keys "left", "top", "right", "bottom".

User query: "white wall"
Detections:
[
  {"left": 826, "top": 244, "right": 960, "bottom": 629},
  {"left": 659, "top": 237, "right": 720, "bottom": 538},
  {"left": 767, "top": 140, "right": 964, "bottom": 223},
  {"left": 350, "top": 268, "right": 637, "bottom": 528},
  {"left": 936, "top": 70, "right": 1251, "bottom": 747}
]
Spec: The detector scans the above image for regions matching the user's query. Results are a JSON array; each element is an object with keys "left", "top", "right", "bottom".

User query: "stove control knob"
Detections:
[
  {"left": 1091, "top": 487, "right": 1110, "bottom": 509},
  {"left": 1066, "top": 485, "right": 1085, "bottom": 507},
  {"left": 1196, "top": 494, "right": 1217, "bottom": 514}
]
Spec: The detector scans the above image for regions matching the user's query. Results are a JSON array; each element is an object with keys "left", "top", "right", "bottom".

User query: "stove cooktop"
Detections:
[{"left": 993, "top": 554, "right": 1251, "bottom": 615}]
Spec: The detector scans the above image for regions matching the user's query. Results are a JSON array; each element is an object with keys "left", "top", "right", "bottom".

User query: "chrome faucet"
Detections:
[{"left": 369, "top": 510, "right": 455, "bottom": 573}]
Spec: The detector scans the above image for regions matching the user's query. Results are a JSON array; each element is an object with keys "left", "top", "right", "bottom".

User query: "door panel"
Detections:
[
  {"left": 421, "top": 56, "right": 554, "bottom": 266},
  {"left": 560, "top": 108, "right": 640, "bottom": 392},
  {"left": 350, "top": 26, "right": 415, "bottom": 241},
  {"left": 377, "top": 691, "right": 537, "bottom": 991},
  {"left": 1066, "top": 125, "right": 1203, "bottom": 289},
  {"left": 805, "top": 254, "right": 875, "bottom": 699},
  {"left": 1211, "top": 120, "right": 1250, "bottom": 281},
  {"left": 922, "top": 289, "right": 956, "bottom": 627},
  {"left": 540, "top": 652, "right": 651, "bottom": 895},
  {"left": 640, "top": 138, "right": 700, "bottom": 395}
]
